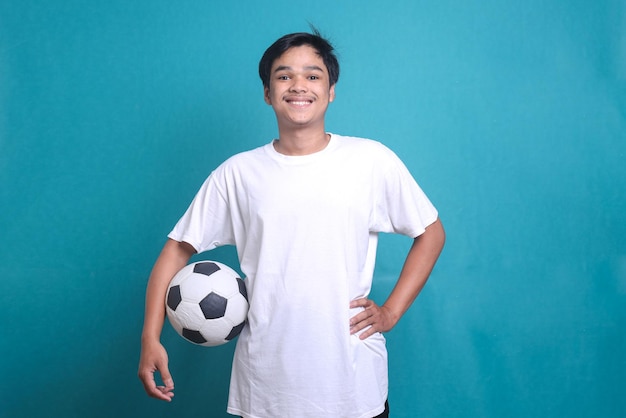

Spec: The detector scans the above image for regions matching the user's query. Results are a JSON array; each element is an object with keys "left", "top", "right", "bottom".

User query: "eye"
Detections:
[
  {"left": 277, "top": 75, "right": 290, "bottom": 81},
  {"left": 308, "top": 75, "right": 319, "bottom": 80}
]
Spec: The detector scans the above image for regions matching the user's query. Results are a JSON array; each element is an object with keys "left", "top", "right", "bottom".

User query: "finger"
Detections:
[
  {"left": 156, "top": 385, "right": 175, "bottom": 401},
  {"left": 160, "top": 366, "right": 174, "bottom": 391},
  {"left": 350, "top": 298, "right": 372, "bottom": 309},
  {"left": 353, "top": 313, "right": 380, "bottom": 336},
  {"left": 151, "top": 383, "right": 174, "bottom": 401},
  {"left": 349, "top": 309, "right": 371, "bottom": 328},
  {"left": 351, "top": 317, "right": 378, "bottom": 336},
  {"left": 358, "top": 325, "right": 378, "bottom": 340},
  {"left": 350, "top": 314, "right": 374, "bottom": 334},
  {"left": 139, "top": 369, "right": 174, "bottom": 401},
  {"left": 138, "top": 370, "right": 160, "bottom": 398},
  {"left": 156, "top": 365, "right": 175, "bottom": 401}
]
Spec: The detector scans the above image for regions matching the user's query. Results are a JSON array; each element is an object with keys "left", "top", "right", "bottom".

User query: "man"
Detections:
[{"left": 138, "top": 30, "right": 445, "bottom": 418}]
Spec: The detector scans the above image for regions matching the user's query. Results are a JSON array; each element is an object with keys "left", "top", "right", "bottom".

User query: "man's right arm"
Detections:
[{"left": 138, "top": 238, "right": 196, "bottom": 401}]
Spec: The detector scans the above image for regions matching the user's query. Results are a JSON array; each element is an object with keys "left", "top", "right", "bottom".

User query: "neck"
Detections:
[{"left": 273, "top": 126, "right": 330, "bottom": 156}]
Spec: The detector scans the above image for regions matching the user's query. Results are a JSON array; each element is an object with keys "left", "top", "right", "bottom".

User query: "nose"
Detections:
[{"left": 289, "top": 76, "right": 307, "bottom": 93}]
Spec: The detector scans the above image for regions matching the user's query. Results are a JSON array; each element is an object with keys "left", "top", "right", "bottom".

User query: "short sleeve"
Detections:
[
  {"left": 168, "top": 168, "right": 236, "bottom": 253},
  {"left": 370, "top": 145, "right": 438, "bottom": 238}
]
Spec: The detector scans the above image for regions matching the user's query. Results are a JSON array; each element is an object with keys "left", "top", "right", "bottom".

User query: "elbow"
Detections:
[
  {"left": 432, "top": 217, "right": 446, "bottom": 250},
  {"left": 421, "top": 217, "right": 446, "bottom": 253}
]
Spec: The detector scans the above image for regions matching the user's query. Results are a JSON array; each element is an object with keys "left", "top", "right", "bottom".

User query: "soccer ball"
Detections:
[{"left": 165, "top": 261, "right": 249, "bottom": 347}]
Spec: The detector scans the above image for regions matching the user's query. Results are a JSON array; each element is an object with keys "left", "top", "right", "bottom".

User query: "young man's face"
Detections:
[{"left": 264, "top": 45, "right": 336, "bottom": 130}]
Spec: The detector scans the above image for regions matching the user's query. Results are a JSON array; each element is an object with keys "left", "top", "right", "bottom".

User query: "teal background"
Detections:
[{"left": 1, "top": 1, "right": 625, "bottom": 417}]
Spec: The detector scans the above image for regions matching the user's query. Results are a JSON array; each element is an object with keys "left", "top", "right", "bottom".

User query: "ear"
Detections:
[
  {"left": 264, "top": 86, "right": 272, "bottom": 105},
  {"left": 329, "top": 84, "right": 336, "bottom": 103}
]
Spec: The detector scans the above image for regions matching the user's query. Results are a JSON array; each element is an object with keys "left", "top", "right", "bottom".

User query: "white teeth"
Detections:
[{"left": 290, "top": 101, "right": 311, "bottom": 106}]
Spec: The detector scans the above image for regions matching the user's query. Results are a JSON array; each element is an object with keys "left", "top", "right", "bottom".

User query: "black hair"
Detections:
[{"left": 258, "top": 29, "right": 340, "bottom": 88}]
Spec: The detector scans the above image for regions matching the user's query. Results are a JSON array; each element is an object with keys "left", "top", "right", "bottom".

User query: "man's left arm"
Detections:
[{"left": 350, "top": 218, "right": 445, "bottom": 339}]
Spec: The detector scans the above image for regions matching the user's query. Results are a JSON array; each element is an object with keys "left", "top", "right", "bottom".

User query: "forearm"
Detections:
[
  {"left": 141, "top": 239, "right": 196, "bottom": 342},
  {"left": 382, "top": 218, "right": 445, "bottom": 324}
]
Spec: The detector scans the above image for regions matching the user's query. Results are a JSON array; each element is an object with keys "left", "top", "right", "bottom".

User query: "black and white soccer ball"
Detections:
[{"left": 165, "top": 261, "right": 249, "bottom": 347}]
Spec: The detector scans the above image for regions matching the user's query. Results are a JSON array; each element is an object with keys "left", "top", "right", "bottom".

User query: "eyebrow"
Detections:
[{"left": 273, "top": 65, "right": 325, "bottom": 73}]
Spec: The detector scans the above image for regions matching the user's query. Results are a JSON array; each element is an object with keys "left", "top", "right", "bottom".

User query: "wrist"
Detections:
[
  {"left": 381, "top": 304, "right": 401, "bottom": 329},
  {"left": 141, "top": 331, "right": 162, "bottom": 345}
]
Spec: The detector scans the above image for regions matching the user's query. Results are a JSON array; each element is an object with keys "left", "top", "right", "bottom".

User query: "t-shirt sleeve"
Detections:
[
  {"left": 371, "top": 145, "right": 438, "bottom": 238},
  {"left": 168, "top": 168, "right": 236, "bottom": 253}
]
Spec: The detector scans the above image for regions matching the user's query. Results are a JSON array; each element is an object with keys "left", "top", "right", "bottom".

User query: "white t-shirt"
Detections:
[{"left": 169, "top": 134, "right": 438, "bottom": 418}]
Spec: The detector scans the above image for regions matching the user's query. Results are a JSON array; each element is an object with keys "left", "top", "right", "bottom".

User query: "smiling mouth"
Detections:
[{"left": 285, "top": 97, "right": 313, "bottom": 106}]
